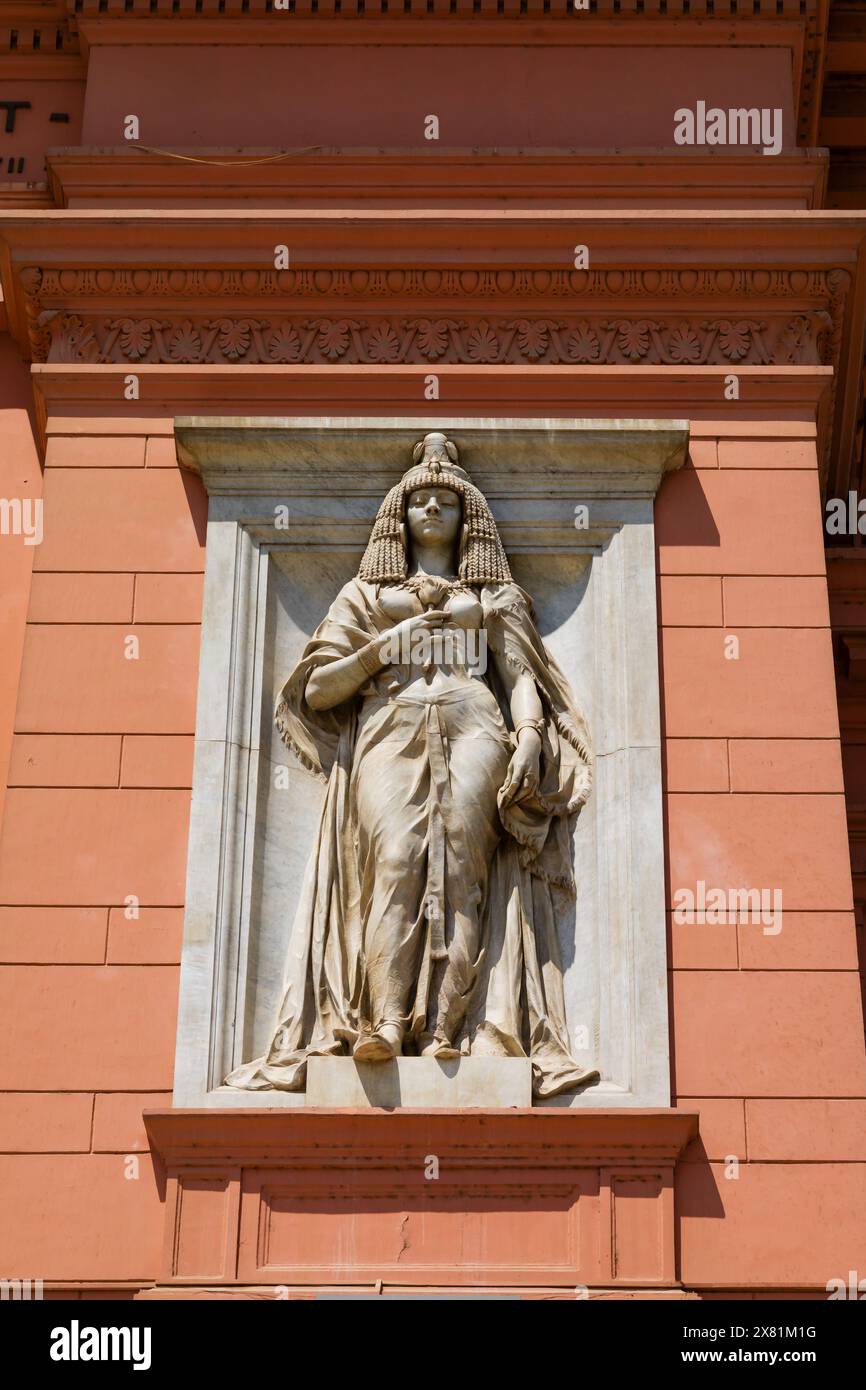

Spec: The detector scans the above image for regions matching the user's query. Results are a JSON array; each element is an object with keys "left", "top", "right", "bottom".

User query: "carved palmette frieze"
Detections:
[
  {"left": 19, "top": 263, "right": 850, "bottom": 369},
  {"left": 41, "top": 311, "right": 834, "bottom": 367}
]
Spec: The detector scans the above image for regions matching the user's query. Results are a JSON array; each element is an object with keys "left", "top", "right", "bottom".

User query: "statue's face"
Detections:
[{"left": 406, "top": 487, "right": 462, "bottom": 552}]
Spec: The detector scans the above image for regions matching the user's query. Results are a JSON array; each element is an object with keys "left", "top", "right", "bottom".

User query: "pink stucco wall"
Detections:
[
  {"left": 81, "top": 44, "right": 795, "bottom": 149},
  {"left": 0, "top": 407, "right": 862, "bottom": 1293}
]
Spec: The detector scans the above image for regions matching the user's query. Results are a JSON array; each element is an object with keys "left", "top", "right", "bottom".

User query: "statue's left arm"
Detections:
[
  {"left": 493, "top": 656, "right": 544, "bottom": 808},
  {"left": 482, "top": 581, "right": 592, "bottom": 859}
]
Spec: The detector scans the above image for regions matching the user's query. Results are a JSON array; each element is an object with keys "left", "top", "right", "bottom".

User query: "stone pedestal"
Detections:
[
  {"left": 143, "top": 1108, "right": 697, "bottom": 1298},
  {"left": 305, "top": 1056, "right": 532, "bottom": 1108}
]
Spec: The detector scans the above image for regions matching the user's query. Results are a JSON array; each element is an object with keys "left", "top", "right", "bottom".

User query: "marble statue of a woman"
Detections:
[{"left": 226, "top": 431, "right": 599, "bottom": 1100}]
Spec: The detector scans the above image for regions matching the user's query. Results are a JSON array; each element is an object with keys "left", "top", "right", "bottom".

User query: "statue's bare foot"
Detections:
[
  {"left": 353, "top": 1023, "right": 402, "bottom": 1062},
  {"left": 420, "top": 1035, "right": 461, "bottom": 1060}
]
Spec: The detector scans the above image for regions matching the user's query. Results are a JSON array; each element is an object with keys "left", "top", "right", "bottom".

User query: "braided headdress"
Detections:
[{"left": 358, "top": 431, "right": 511, "bottom": 584}]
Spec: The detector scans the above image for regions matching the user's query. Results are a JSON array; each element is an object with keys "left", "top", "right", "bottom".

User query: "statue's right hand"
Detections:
[
  {"left": 378, "top": 609, "right": 447, "bottom": 655},
  {"left": 308, "top": 610, "right": 451, "bottom": 710}
]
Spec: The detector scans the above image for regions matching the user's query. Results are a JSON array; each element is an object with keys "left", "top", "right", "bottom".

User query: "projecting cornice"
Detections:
[
  {"left": 30, "top": 361, "right": 833, "bottom": 414},
  {"left": 1, "top": 207, "right": 863, "bottom": 491},
  {"left": 44, "top": 149, "right": 830, "bottom": 213}
]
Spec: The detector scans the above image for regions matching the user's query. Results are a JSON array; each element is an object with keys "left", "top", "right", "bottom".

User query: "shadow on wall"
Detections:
[
  {"left": 179, "top": 464, "right": 208, "bottom": 549},
  {"left": 656, "top": 448, "right": 727, "bottom": 1251},
  {"left": 654, "top": 453, "right": 721, "bottom": 552},
  {"left": 675, "top": 1139, "right": 731, "bottom": 1224}
]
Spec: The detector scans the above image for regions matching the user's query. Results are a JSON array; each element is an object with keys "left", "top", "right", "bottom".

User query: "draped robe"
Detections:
[{"left": 225, "top": 577, "right": 596, "bottom": 1099}]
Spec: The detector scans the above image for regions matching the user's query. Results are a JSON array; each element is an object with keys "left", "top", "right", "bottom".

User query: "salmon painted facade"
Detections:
[{"left": 0, "top": 0, "right": 865, "bottom": 1300}]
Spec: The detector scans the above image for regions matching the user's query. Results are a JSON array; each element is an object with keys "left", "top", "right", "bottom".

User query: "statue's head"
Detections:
[
  {"left": 358, "top": 431, "right": 511, "bottom": 585},
  {"left": 405, "top": 484, "right": 463, "bottom": 557}
]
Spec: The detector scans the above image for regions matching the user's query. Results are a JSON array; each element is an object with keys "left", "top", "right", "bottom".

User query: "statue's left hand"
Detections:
[{"left": 500, "top": 739, "right": 541, "bottom": 807}]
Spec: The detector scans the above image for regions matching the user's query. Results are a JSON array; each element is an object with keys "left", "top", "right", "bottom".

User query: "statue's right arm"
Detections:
[
  {"left": 305, "top": 609, "right": 448, "bottom": 711},
  {"left": 304, "top": 641, "right": 389, "bottom": 711}
]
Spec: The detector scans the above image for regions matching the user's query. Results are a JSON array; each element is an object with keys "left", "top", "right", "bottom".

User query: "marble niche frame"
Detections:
[{"left": 171, "top": 417, "right": 687, "bottom": 1110}]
